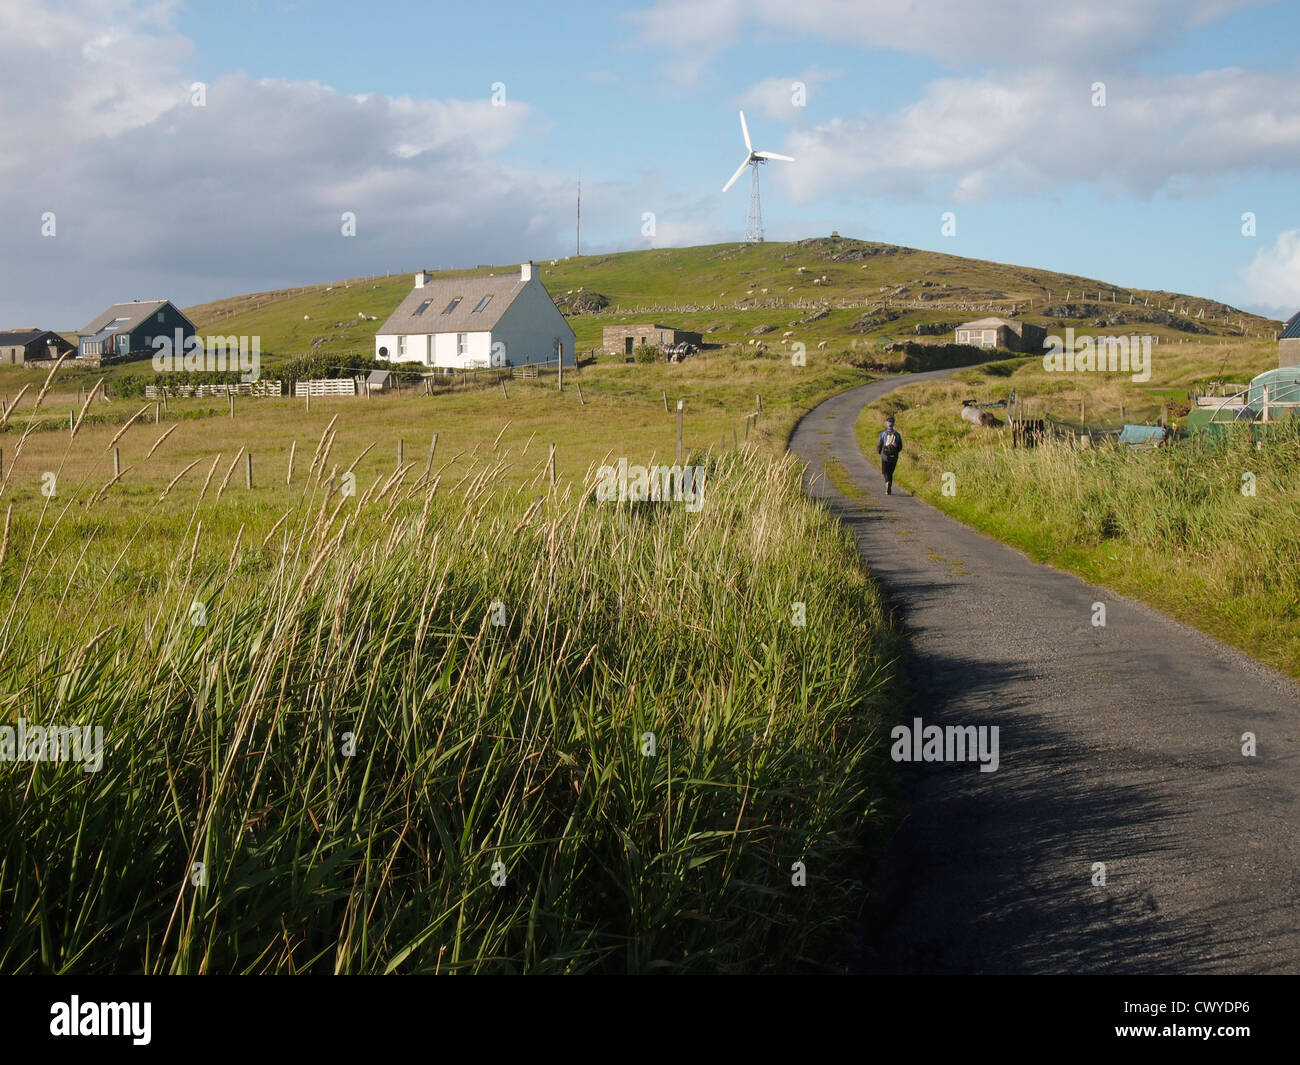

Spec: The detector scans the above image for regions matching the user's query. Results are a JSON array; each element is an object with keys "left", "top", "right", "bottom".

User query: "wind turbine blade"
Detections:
[
  {"left": 756, "top": 151, "right": 795, "bottom": 162},
  {"left": 722, "top": 157, "right": 751, "bottom": 193},
  {"left": 739, "top": 111, "right": 752, "bottom": 152}
]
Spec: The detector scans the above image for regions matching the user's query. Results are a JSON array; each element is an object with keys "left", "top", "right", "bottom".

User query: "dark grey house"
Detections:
[
  {"left": 78, "top": 300, "right": 195, "bottom": 360},
  {"left": 0, "top": 329, "right": 75, "bottom": 365}
]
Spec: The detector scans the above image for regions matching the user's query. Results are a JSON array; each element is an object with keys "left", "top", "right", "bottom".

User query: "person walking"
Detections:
[{"left": 876, "top": 415, "right": 903, "bottom": 495}]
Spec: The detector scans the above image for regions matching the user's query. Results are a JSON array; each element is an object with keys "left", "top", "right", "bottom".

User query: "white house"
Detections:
[{"left": 375, "top": 262, "right": 576, "bottom": 370}]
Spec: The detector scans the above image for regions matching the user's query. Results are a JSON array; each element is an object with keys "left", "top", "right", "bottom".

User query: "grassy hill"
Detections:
[
  {"left": 0, "top": 236, "right": 1289, "bottom": 973},
  {"left": 179, "top": 237, "right": 1281, "bottom": 369}
]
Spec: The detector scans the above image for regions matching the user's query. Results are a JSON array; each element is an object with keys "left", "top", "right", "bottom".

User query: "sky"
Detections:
[{"left": 2, "top": 0, "right": 1299, "bottom": 330}]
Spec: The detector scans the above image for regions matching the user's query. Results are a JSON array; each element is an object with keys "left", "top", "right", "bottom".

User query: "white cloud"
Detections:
[
  {"left": 0, "top": 0, "right": 574, "bottom": 326},
  {"left": 770, "top": 67, "right": 1300, "bottom": 202},
  {"left": 629, "top": 0, "right": 1253, "bottom": 75},
  {"left": 1242, "top": 229, "right": 1300, "bottom": 315},
  {"left": 737, "top": 68, "right": 838, "bottom": 124}
]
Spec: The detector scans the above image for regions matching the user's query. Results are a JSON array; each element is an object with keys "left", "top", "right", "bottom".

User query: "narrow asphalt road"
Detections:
[{"left": 790, "top": 370, "right": 1300, "bottom": 974}]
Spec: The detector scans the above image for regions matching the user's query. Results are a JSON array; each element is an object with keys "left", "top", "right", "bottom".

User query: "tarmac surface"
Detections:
[{"left": 790, "top": 370, "right": 1300, "bottom": 974}]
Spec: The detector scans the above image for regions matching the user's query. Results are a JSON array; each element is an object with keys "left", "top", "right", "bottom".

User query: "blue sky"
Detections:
[{"left": 3, "top": 0, "right": 1299, "bottom": 327}]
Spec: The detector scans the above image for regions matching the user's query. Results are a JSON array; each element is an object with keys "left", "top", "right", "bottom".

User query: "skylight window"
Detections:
[
  {"left": 472, "top": 295, "right": 493, "bottom": 313},
  {"left": 443, "top": 297, "right": 462, "bottom": 314},
  {"left": 413, "top": 299, "right": 432, "bottom": 316}
]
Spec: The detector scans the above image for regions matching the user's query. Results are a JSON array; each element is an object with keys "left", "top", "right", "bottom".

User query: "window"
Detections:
[
  {"left": 443, "top": 297, "right": 462, "bottom": 314},
  {"left": 156, "top": 311, "right": 164, "bottom": 322},
  {"left": 413, "top": 299, "right": 432, "bottom": 316},
  {"left": 472, "top": 295, "right": 492, "bottom": 313},
  {"left": 456, "top": 333, "right": 468, "bottom": 356},
  {"left": 398, "top": 336, "right": 408, "bottom": 357},
  {"left": 957, "top": 331, "right": 968, "bottom": 342}
]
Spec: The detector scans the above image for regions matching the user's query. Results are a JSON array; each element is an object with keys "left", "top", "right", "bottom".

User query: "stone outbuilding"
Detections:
[
  {"left": 0, "top": 328, "right": 75, "bottom": 365},
  {"left": 602, "top": 324, "right": 703, "bottom": 356},
  {"left": 954, "top": 316, "right": 1047, "bottom": 354},
  {"left": 1279, "top": 310, "right": 1300, "bottom": 368}
]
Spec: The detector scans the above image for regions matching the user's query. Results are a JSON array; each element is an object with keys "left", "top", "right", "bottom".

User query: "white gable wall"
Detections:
[{"left": 491, "top": 279, "right": 576, "bottom": 366}]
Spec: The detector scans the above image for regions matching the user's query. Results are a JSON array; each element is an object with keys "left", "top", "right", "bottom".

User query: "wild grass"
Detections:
[
  {"left": 0, "top": 410, "right": 900, "bottom": 973},
  {"left": 858, "top": 354, "right": 1300, "bottom": 677}
]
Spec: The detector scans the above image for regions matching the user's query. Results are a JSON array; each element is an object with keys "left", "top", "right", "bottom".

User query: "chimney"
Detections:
[
  {"left": 521, "top": 261, "right": 533, "bottom": 281},
  {"left": 414, "top": 270, "right": 432, "bottom": 288}
]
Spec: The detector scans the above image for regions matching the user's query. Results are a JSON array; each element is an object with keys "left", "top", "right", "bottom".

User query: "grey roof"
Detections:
[
  {"left": 378, "top": 275, "right": 528, "bottom": 335},
  {"left": 78, "top": 300, "right": 194, "bottom": 338},
  {"left": 958, "top": 316, "right": 1016, "bottom": 330},
  {"left": 1281, "top": 311, "right": 1300, "bottom": 339},
  {"left": 956, "top": 316, "right": 1039, "bottom": 336},
  {"left": 366, "top": 369, "right": 391, "bottom": 385},
  {"left": 0, "top": 328, "right": 65, "bottom": 347}
]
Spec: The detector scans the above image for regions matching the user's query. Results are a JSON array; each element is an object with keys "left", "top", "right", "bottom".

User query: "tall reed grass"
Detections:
[{"left": 0, "top": 437, "right": 898, "bottom": 973}]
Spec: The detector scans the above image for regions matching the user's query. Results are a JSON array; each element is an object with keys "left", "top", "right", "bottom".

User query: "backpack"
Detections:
[{"left": 882, "top": 429, "right": 900, "bottom": 456}]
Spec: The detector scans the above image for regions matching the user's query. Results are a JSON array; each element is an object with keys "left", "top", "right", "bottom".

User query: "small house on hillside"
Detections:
[
  {"left": 0, "top": 328, "right": 75, "bottom": 365},
  {"left": 602, "top": 324, "right": 703, "bottom": 356},
  {"left": 78, "top": 300, "right": 195, "bottom": 360},
  {"left": 1280, "top": 311, "right": 1300, "bottom": 368},
  {"left": 955, "top": 317, "right": 1046, "bottom": 354},
  {"left": 375, "top": 263, "right": 575, "bottom": 370}
]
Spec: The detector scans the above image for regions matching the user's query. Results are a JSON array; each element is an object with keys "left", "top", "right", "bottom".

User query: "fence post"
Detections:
[
  {"left": 229, "top": 393, "right": 235, "bottom": 419},
  {"left": 113, "top": 447, "right": 121, "bottom": 479},
  {"left": 397, "top": 439, "right": 404, "bottom": 469},
  {"left": 424, "top": 433, "right": 438, "bottom": 479},
  {"left": 245, "top": 452, "right": 253, "bottom": 489},
  {"left": 676, "top": 400, "right": 684, "bottom": 462},
  {"left": 155, "top": 402, "right": 160, "bottom": 424}
]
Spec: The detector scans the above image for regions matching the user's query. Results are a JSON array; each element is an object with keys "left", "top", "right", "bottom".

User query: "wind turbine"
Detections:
[{"left": 721, "top": 110, "right": 794, "bottom": 244}]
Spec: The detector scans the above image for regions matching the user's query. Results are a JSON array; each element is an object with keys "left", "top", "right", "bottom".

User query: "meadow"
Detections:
[
  {"left": 0, "top": 348, "right": 903, "bottom": 973},
  {"left": 1, "top": 238, "right": 1284, "bottom": 971}
]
